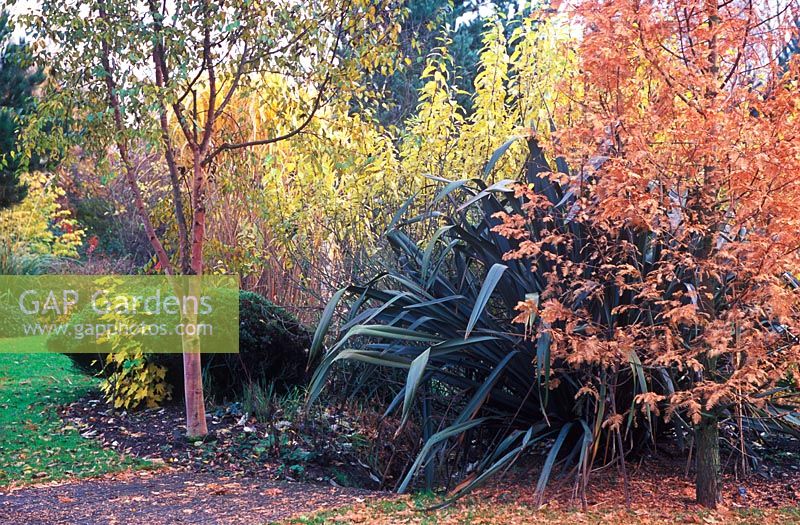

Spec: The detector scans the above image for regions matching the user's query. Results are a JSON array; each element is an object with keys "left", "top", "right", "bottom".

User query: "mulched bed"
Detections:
[
  {"left": 510, "top": 448, "right": 800, "bottom": 511},
  {"left": 0, "top": 469, "right": 385, "bottom": 525},
  {"left": 60, "top": 394, "right": 800, "bottom": 494},
  {"left": 59, "top": 396, "right": 383, "bottom": 488},
  {"left": 48, "top": 395, "right": 800, "bottom": 523}
]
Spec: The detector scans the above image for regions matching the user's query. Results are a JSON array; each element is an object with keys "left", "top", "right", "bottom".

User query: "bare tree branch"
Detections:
[
  {"left": 202, "top": 0, "right": 352, "bottom": 165},
  {"left": 213, "top": 42, "right": 249, "bottom": 121},
  {"left": 148, "top": 0, "right": 191, "bottom": 273},
  {"left": 202, "top": 71, "right": 331, "bottom": 164},
  {"left": 98, "top": 0, "right": 174, "bottom": 275}
]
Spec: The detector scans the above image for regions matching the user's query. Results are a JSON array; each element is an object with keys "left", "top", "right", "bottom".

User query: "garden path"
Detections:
[{"left": 0, "top": 469, "right": 382, "bottom": 524}]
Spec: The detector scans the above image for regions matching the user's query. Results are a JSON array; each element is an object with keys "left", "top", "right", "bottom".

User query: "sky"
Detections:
[{"left": 7, "top": 0, "right": 528, "bottom": 41}]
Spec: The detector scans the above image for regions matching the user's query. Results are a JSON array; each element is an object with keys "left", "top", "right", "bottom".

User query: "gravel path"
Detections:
[{"left": 0, "top": 469, "right": 384, "bottom": 524}]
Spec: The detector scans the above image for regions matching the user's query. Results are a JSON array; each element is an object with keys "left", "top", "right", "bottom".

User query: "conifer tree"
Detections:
[{"left": 0, "top": 11, "right": 44, "bottom": 209}]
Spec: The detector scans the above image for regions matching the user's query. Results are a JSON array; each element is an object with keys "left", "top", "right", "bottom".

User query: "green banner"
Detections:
[{"left": 0, "top": 275, "right": 239, "bottom": 353}]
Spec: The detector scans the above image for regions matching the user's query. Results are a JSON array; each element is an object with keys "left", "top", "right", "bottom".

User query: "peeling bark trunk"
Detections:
[
  {"left": 182, "top": 346, "right": 207, "bottom": 438},
  {"left": 190, "top": 159, "right": 206, "bottom": 275},
  {"left": 183, "top": 155, "right": 208, "bottom": 438},
  {"left": 181, "top": 279, "right": 206, "bottom": 438},
  {"left": 695, "top": 416, "right": 721, "bottom": 508}
]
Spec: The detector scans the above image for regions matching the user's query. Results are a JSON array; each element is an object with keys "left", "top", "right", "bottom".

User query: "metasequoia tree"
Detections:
[
  {"left": 25, "top": 0, "right": 401, "bottom": 437},
  {"left": 495, "top": 0, "right": 800, "bottom": 507}
]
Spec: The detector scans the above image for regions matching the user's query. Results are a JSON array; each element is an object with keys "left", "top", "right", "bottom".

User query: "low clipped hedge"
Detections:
[{"left": 53, "top": 290, "right": 313, "bottom": 401}]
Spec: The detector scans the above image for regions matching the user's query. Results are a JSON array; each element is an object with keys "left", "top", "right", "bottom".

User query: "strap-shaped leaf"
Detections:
[
  {"left": 483, "top": 135, "right": 525, "bottom": 178},
  {"left": 333, "top": 349, "right": 414, "bottom": 368},
  {"left": 536, "top": 422, "right": 574, "bottom": 502},
  {"left": 455, "top": 350, "right": 518, "bottom": 425},
  {"left": 536, "top": 325, "right": 552, "bottom": 406},
  {"left": 387, "top": 192, "right": 418, "bottom": 232},
  {"left": 465, "top": 263, "right": 507, "bottom": 338},
  {"left": 456, "top": 179, "right": 515, "bottom": 212},
  {"left": 341, "top": 324, "right": 442, "bottom": 343},
  {"left": 432, "top": 179, "right": 470, "bottom": 206},
  {"left": 341, "top": 292, "right": 411, "bottom": 332},
  {"left": 397, "top": 418, "right": 490, "bottom": 493},
  {"left": 398, "top": 348, "right": 431, "bottom": 432},
  {"left": 422, "top": 226, "right": 454, "bottom": 281},
  {"left": 405, "top": 295, "right": 465, "bottom": 310},
  {"left": 308, "top": 287, "right": 347, "bottom": 365}
]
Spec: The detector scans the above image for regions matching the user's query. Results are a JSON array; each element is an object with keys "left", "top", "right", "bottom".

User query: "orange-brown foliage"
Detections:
[{"left": 495, "top": 0, "right": 800, "bottom": 419}]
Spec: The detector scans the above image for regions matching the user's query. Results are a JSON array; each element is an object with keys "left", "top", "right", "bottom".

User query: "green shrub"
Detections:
[
  {"left": 204, "top": 291, "right": 312, "bottom": 398},
  {"left": 0, "top": 244, "right": 54, "bottom": 276},
  {"left": 56, "top": 290, "right": 312, "bottom": 403}
]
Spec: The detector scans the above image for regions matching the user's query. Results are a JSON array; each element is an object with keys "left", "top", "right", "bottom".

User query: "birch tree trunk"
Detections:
[{"left": 183, "top": 153, "right": 209, "bottom": 438}]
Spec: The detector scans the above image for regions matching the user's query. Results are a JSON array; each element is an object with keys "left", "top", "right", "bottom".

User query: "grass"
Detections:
[
  {"left": 0, "top": 336, "right": 143, "bottom": 486},
  {"left": 279, "top": 496, "right": 800, "bottom": 525}
]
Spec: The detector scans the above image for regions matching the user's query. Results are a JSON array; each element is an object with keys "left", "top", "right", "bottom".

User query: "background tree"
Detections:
[
  {"left": 156, "top": 7, "right": 562, "bottom": 321},
  {"left": 24, "top": 0, "right": 402, "bottom": 437},
  {"left": 365, "top": 0, "right": 520, "bottom": 128},
  {"left": 0, "top": 11, "right": 44, "bottom": 209}
]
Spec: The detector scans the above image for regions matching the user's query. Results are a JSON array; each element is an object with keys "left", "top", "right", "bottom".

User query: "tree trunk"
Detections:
[
  {"left": 181, "top": 272, "right": 206, "bottom": 437},
  {"left": 182, "top": 277, "right": 207, "bottom": 437},
  {"left": 695, "top": 416, "right": 721, "bottom": 508},
  {"left": 182, "top": 346, "right": 207, "bottom": 438},
  {"left": 183, "top": 157, "right": 208, "bottom": 438}
]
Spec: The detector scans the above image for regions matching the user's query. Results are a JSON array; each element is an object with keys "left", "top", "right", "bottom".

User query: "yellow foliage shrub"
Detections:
[
  {"left": 96, "top": 309, "right": 172, "bottom": 410},
  {"left": 0, "top": 172, "right": 84, "bottom": 258}
]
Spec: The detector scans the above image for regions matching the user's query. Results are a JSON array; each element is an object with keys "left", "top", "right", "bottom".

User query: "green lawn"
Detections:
[{"left": 0, "top": 336, "right": 142, "bottom": 486}]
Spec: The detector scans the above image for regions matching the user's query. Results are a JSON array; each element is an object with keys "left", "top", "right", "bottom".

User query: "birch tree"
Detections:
[{"left": 24, "top": 0, "right": 401, "bottom": 437}]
